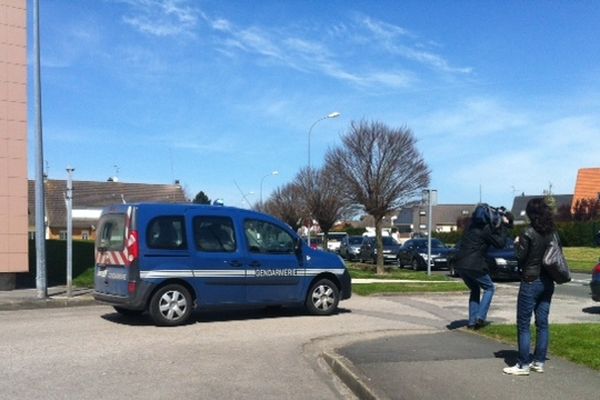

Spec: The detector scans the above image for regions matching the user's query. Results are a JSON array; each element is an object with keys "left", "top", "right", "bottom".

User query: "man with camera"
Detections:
[{"left": 454, "top": 204, "right": 514, "bottom": 329}]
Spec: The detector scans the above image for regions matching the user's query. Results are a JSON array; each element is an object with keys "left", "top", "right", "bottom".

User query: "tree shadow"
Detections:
[{"left": 494, "top": 349, "right": 519, "bottom": 366}]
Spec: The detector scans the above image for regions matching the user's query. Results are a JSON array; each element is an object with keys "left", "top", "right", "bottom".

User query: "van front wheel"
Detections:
[
  {"left": 306, "top": 279, "right": 339, "bottom": 316},
  {"left": 149, "top": 284, "right": 193, "bottom": 326}
]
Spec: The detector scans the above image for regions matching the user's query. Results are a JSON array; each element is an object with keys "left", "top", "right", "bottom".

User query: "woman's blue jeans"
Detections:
[
  {"left": 458, "top": 269, "right": 496, "bottom": 326},
  {"left": 516, "top": 275, "right": 554, "bottom": 366}
]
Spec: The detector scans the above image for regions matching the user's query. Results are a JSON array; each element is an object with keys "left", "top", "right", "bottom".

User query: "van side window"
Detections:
[
  {"left": 147, "top": 216, "right": 187, "bottom": 250},
  {"left": 244, "top": 219, "right": 294, "bottom": 254},
  {"left": 194, "top": 217, "right": 236, "bottom": 252}
]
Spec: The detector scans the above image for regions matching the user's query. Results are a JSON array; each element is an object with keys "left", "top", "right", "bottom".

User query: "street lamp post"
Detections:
[
  {"left": 306, "top": 112, "right": 340, "bottom": 245},
  {"left": 307, "top": 112, "right": 340, "bottom": 170},
  {"left": 422, "top": 188, "right": 437, "bottom": 276},
  {"left": 260, "top": 170, "right": 279, "bottom": 204}
]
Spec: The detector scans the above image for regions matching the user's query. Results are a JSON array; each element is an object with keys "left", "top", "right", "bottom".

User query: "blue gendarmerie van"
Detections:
[{"left": 93, "top": 203, "right": 352, "bottom": 326}]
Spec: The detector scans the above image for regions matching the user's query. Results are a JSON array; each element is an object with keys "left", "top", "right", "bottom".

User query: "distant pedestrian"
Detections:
[
  {"left": 503, "top": 197, "right": 556, "bottom": 376},
  {"left": 454, "top": 205, "right": 511, "bottom": 329}
]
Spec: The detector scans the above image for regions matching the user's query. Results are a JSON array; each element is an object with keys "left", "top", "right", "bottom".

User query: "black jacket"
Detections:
[
  {"left": 455, "top": 224, "right": 507, "bottom": 273},
  {"left": 517, "top": 227, "right": 553, "bottom": 280}
]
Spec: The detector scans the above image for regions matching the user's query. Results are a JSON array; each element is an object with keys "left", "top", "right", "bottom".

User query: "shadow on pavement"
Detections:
[
  {"left": 446, "top": 319, "right": 470, "bottom": 330},
  {"left": 100, "top": 306, "right": 352, "bottom": 326},
  {"left": 494, "top": 349, "right": 519, "bottom": 367},
  {"left": 582, "top": 306, "right": 600, "bottom": 314}
]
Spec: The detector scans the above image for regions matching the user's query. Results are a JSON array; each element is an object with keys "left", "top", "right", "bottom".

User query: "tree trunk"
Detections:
[{"left": 375, "top": 217, "right": 385, "bottom": 275}]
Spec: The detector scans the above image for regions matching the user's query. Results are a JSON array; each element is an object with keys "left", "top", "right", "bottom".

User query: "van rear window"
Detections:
[{"left": 97, "top": 214, "right": 126, "bottom": 251}]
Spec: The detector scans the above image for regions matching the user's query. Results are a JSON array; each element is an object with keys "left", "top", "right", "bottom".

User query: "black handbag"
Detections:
[{"left": 542, "top": 233, "right": 571, "bottom": 284}]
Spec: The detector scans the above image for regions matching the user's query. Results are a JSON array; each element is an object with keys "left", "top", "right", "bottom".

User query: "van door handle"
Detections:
[
  {"left": 248, "top": 261, "right": 261, "bottom": 268},
  {"left": 228, "top": 260, "right": 243, "bottom": 268}
]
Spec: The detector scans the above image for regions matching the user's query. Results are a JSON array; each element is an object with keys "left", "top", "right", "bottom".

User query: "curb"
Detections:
[
  {"left": 0, "top": 295, "right": 98, "bottom": 311},
  {"left": 322, "top": 351, "right": 386, "bottom": 400}
]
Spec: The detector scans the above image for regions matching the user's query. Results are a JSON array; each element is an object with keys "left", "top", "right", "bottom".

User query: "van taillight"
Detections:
[
  {"left": 128, "top": 281, "right": 137, "bottom": 294},
  {"left": 127, "top": 230, "right": 139, "bottom": 264}
]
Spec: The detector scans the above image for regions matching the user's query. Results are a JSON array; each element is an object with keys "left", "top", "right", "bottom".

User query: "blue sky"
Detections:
[{"left": 28, "top": 0, "right": 600, "bottom": 211}]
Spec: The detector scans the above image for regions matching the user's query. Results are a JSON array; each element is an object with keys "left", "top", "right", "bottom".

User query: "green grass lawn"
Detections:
[
  {"left": 477, "top": 324, "right": 600, "bottom": 371},
  {"left": 564, "top": 247, "right": 600, "bottom": 273},
  {"left": 73, "top": 267, "right": 95, "bottom": 288},
  {"left": 348, "top": 262, "right": 467, "bottom": 295}
]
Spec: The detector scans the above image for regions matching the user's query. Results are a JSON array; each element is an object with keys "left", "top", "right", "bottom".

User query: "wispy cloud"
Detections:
[
  {"left": 356, "top": 15, "right": 472, "bottom": 74},
  {"left": 118, "top": 0, "right": 199, "bottom": 37}
]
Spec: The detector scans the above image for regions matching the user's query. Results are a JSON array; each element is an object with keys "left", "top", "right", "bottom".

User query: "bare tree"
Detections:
[
  {"left": 326, "top": 120, "right": 430, "bottom": 274},
  {"left": 295, "top": 166, "right": 354, "bottom": 249},
  {"left": 262, "top": 182, "right": 304, "bottom": 232}
]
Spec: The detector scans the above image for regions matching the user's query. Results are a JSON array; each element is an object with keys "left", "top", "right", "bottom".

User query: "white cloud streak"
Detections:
[{"left": 118, "top": 0, "right": 199, "bottom": 37}]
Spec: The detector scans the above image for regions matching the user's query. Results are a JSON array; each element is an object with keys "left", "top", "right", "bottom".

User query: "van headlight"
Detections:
[{"left": 495, "top": 258, "right": 508, "bottom": 266}]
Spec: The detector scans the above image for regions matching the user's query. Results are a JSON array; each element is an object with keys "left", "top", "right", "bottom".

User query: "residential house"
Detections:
[
  {"left": 510, "top": 193, "right": 573, "bottom": 225},
  {"left": 571, "top": 167, "right": 600, "bottom": 211},
  {"left": 28, "top": 179, "right": 188, "bottom": 240}
]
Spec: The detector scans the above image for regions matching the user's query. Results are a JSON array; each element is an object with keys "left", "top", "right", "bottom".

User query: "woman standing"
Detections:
[{"left": 503, "top": 198, "right": 556, "bottom": 376}]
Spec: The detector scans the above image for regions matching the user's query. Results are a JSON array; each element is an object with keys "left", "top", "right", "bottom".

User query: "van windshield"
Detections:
[{"left": 97, "top": 214, "right": 126, "bottom": 251}]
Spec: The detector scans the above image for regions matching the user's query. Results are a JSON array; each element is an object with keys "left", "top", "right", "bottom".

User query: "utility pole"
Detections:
[
  {"left": 66, "top": 167, "right": 74, "bottom": 297},
  {"left": 33, "top": 0, "right": 47, "bottom": 299}
]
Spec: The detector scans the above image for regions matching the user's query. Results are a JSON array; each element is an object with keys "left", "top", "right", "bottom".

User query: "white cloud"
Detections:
[
  {"left": 357, "top": 15, "right": 471, "bottom": 74},
  {"left": 118, "top": 0, "right": 199, "bottom": 37}
]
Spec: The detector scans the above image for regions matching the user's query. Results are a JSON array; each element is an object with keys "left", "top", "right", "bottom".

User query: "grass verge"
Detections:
[
  {"left": 353, "top": 282, "right": 467, "bottom": 296},
  {"left": 564, "top": 247, "right": 600, "bottom": 273},
  {"left": 348, "top": 262, "right": 467, "bottom": 295},
  {"left": 477, "top": 323, "right": 600, "bottom": 371},
  {"left": 73, "top": 267, "right": 94, "bottom": 288}
]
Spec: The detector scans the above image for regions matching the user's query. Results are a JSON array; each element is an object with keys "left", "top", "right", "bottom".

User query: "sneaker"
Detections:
[
  {"left": 503, "top": 364, "right": 530, "bottom": 376},
  {"left": 529, "top": 361, "right": 544, "bottom": 373}
]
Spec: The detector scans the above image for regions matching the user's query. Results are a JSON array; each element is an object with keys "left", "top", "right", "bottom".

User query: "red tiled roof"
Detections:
[
  {"left": 571, "top": 168, "right": 600, "bottom": 209},
  {"left": 28, "top": 179, "right": 189, "bottom": 228}
]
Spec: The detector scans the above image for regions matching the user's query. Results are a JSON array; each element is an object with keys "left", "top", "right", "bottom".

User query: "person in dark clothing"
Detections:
[
  {"left": 455, "top": 206, "right": 511, "bottom": 329},
  {"left": 503, "top": 198, "right": 556, "bottom": 376}
]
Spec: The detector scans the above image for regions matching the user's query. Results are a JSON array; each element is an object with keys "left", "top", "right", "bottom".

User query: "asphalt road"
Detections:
[{"left": 1, "top": 283, "right": 598, "bottom": 400}]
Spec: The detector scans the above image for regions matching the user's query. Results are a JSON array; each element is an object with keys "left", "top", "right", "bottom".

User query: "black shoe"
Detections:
[{"left": 474, "top": 319, "right": 490, "bottom": 330}]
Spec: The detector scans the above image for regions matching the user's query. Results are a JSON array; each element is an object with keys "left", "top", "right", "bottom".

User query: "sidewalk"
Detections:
[{"left": 0, "top": 286, "right": 95, "bottom": 311}]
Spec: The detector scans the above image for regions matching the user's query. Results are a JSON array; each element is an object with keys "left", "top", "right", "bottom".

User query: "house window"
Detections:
[
  {"left": 59, "top": 231, "right": 67, "bottom": 240},
  {"left": 81, "top": 230, "right": 90, "bottom": 240}
]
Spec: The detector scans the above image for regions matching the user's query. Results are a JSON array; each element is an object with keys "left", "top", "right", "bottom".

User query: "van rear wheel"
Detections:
[
  {"left": 305, "top": 278, "right": 339, "bottom": 315},
  {"left": 149, "top": 284, "right": 193, "bottom": 326}
]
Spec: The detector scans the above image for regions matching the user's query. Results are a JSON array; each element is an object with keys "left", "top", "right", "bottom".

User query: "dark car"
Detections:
[
  {"left": 358, "top": 236, "right": 401, "bottom": 264},
  {"left": 591, "top": 258, "right": 600, "bottom": 302},
  {"left": 397, "top": 238, "right": 456, "bottom": 271},
  {"left": 449, "top": 237, "right": 520, "bottom": 281},
  {"left": 339, "top": 236, "right": 364, "bottom": 260}
]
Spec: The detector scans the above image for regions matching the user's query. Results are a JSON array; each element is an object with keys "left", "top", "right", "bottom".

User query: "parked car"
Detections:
[
  {"left": 326, "top": 232, "right": 349, "bottom": 253},
  {"left": 339, "top": 236, "right": 364, "bottom": 260},
  {"left": 397, "top": 238, "right": 455, "bottom": 271},
  {"left": 358, "top": 236, "right": 402, "bottom": 264},
  {"left": 303, "top": 236, "right": 323, "bottom": 250},
  {"left": 591, "top": 258, "right": 600, "bottom": 301},
  {"left": 448, "top": 237, "right": 520, "bottom": 281}
]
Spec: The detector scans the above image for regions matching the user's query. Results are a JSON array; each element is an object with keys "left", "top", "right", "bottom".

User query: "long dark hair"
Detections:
[{"left": 526, "top": 198, "right": 555, "bottom": 234}]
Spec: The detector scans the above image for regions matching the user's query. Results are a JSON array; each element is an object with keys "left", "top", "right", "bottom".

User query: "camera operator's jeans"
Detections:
[
  {"left": 458, "top": 269, "right": 495, "bottom": 326},
  {"left": 517, "top": 274, "right": 554, "bottom": 366}
]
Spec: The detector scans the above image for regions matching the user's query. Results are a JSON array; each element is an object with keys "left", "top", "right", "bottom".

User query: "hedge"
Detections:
[
  {"left": 18, "top": 240, "right": 95, "bottom": 288},
  {"left": 434, "top": 221, "right": 600, "bottom": 248}
]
